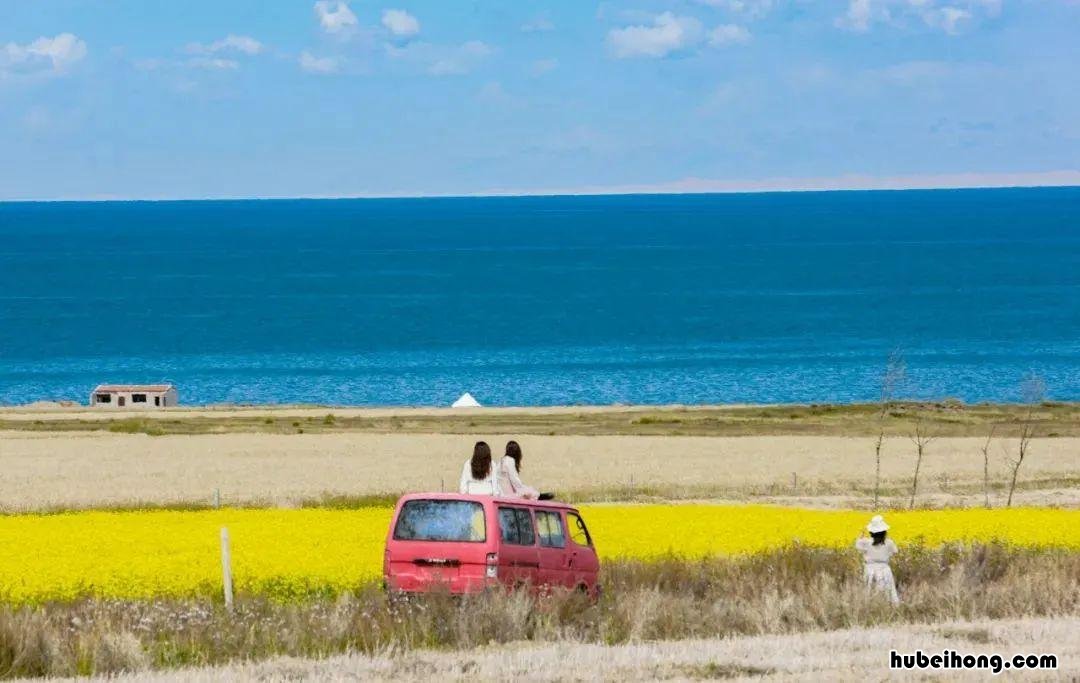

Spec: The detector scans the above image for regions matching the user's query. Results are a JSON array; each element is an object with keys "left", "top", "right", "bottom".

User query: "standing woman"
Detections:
[
  {"left": 498, "top": 440, "right": 539, "bottom": 499},
  {"left": 459, "top": 441, "right": 501, "bottom": 495},
  {"left": 855, "top": 515, "right": 900, "bottom": 605}
]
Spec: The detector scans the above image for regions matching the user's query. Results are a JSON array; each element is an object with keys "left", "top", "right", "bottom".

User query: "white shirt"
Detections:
[
  {"left": 855, "top": 537, "right": 898, "bottom": 565},
  {"left": 459, "top": 459, "right": 501, "bottom": 495},
  {"left": 497, "top": 455, "right": 539, "bottom": 499}
]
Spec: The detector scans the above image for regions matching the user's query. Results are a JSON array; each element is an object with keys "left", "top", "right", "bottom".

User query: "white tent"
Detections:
[{"left": 451, "top": 392, "right": 481, "bottom": 408}]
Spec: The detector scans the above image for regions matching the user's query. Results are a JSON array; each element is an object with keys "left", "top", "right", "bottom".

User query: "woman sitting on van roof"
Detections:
[
  {"left": 459, "top": 441, "right": 501, "bottom": 495},
  {"left": 498, "top": 440, "right": 540, "bottom": 500}
]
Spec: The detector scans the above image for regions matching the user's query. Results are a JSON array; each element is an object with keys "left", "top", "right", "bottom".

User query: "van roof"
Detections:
[{"left": 397, "top": 492, "right": 577, "bottom": 511}]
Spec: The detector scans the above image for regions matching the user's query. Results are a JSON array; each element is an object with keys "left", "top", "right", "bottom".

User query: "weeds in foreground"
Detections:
[{"left": 0, "top": 545, "right": 1077, "bottom": 678}]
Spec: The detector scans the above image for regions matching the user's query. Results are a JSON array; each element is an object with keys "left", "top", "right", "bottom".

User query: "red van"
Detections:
[{"left": 384, "top": 493, "right": 601, "bottom": 598}]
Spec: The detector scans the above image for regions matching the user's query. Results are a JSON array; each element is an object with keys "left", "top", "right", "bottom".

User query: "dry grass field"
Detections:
[
  {"left": 95, "top": 616, "right": 1080, "bottom": 682},
  {"left": 3, "top": 546, "right": 1078, "bottom": 679},
  {"left": 3, "top": 402, "right": 1079, "bottom": 437},
  {"left": 2, "top": 429, "right": 1078, "bottom": 511},
  {"left": 2, "top": 403, "right": 1079, "bottom": 512}
]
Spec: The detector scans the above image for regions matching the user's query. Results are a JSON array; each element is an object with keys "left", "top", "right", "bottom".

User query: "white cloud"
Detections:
[
  {"left": 185, "top": 35, "right": 263, "bottom": 56},
  {"left": 521, "top": 14, "right": 555, "bottom": 32},
  {"left": 708, "top": 24, "right": 752, "bottom": 46},
  {"left": 387, "top": 39, "right": 493, "bottom": 76},
  {"left": 299, "top": 51, "right": 338, "bottom": 74},
  {"left": 1, "top": 33, "right": 87, "bottom": 77},
  {"left": 696, "top": 0, "right": 775, "bottom": 19},
  {"left": 187, "top": 57, "right": 239, "bottom": 70},
  {"left": 921, "top": 6, "right": 972, "bottom": 34},
  {"left": 381, "top": 9, "right": 420, "bottom": 37},
  {"left": 836, "top": 0, "right": 999, "bottom": 34},
  {"left": 427, "top": 40, "right": 492, "bottom": 76},
  {"left": 606, "top": 12, "right": 704, "bottom": 59},
  {"left": 314, "top": 1, "right": 359, "bottom": 35},
  {"left": 835, "top": 0, "right": 877, "bottom": 31}
]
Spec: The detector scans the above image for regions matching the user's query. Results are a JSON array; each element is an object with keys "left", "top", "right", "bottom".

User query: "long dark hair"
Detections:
[
  {"left": 505, "top": 440, "right": 523, "bottom": 473},
  {"left": 471, "top": 441, "right": 492, "bottom": 480},
  {"left": 871, "top": 530, "right": 887, "bottom": 546}
]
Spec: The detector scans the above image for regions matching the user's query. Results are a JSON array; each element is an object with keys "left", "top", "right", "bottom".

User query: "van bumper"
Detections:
[{"left": 384, "top": 573, "right": 500, "bottom": 596}]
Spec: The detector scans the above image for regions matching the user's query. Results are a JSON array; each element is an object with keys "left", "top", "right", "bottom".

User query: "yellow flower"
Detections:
[{"left": 0, "top": 505, "right": 1075, "bottom": 604}]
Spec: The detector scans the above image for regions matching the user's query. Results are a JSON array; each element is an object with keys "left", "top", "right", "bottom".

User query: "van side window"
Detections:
[
  {"left": 515, "top": 509, "right": 535, "bottom": 545},
  {"left": 567, "top": 512, "right": 592, "bottom": 547},
  {"left": 536, "top": 511, "right": 566, "bottom": 548},
  {"left": 498, "top": 507, "right": 536, "bottom": 545}
]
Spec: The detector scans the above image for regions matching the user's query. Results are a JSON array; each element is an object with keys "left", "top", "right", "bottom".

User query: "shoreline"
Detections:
[
  {"left": 1, "top": 399, "right": 1074, "bottom": 417},
  {"left": 1, "top": 401, "right": 1078, "bottom": 438},
  {"left": 1, "top": 402, "right": 772, "bottom": 416}
]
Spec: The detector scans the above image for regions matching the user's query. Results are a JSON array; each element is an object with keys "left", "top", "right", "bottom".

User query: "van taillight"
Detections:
[{"left": 486, "top": 552, "right": 498, "bottom": 578}]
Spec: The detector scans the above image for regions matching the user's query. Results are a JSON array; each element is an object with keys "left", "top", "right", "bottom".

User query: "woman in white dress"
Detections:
[
  {"left": 855, "top": 515, "right": 899, "bottom": 605},
  {"left": 459, "top": 441, "right": 501, "bottom": 495},
  {"left": 498, "top": 440, "right": 539, "bottom": 499}
]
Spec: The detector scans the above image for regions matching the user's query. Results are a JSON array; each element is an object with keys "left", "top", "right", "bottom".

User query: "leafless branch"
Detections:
[
  {"left": 908, "top": 420, "right": 935, "bottom": 509},
  {"left": 980, "top": 425, "right": 995, "bottom": 509},
  {"left": 1006, "top": 373, "right": 1045, "bottom": 507}
]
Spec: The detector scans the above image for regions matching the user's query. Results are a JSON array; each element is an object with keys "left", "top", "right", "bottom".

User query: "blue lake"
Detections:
[{"left": 1, "top": 188, "right": 1078, "bottom": 405}]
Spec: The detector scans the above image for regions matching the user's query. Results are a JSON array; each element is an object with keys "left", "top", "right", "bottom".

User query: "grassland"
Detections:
[
  {"left": 2, "top": 546, "right": 1077, "bottom": 678},
  {"left": 3, "top": 401, "right": 1079, "bottom": 437},
  {"left": 99, "top": 617, "right": 1080, "bottom": 681},
  {"left": 3, "top": 431, "right": 1077, "bottom": 513},
  {"left": 1, "top": 403, "right": 1077, "bottom": 680}
]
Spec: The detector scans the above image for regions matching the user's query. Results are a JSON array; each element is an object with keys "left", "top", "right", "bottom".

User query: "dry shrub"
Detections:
[
  {"left": 92, "top": 631, "right": 149, "bottom": 674},
  {"left": 0, "top": 608, "right": 73, "bottom": 678}
]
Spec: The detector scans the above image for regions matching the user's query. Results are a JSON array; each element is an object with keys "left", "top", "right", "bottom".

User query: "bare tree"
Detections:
[
  {"left": 873, "top": 430, "right": 885, "bottom": 509},
  {"left": 908, "top": 420, "right": 935, "bottom": 510},
  {"left": 874, "top": 349, "right": 905, "bottom": 508},
  {"left": 980, "top": 425, "right": 995, "bottom": 509},
  {"left": 1005, "top": 374, "right": 1046, "bottom": 507}
]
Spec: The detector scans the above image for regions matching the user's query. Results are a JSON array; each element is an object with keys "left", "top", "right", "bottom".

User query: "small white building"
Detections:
[{"left": 90, "top": 384, "right": 178, "bottom": 409}]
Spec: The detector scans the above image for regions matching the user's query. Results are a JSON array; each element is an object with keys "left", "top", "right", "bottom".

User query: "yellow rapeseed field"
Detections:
[{"left": 0, "top": 505, "right": 1077, "bottom": 604}]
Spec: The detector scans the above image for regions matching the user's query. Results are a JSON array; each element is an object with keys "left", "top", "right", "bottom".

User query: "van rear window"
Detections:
[{"left": 393, "top": 500, "right": 486, "bottom": 542}]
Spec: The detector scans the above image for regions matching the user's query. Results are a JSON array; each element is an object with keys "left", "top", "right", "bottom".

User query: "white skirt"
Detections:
[{"left": 864, "top": 563, "right": 899, "bottom": 605}]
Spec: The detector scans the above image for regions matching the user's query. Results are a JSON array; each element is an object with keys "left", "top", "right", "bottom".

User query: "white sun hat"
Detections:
[{"left": 867, "top": 515, "right": 890, "bottom": 533}]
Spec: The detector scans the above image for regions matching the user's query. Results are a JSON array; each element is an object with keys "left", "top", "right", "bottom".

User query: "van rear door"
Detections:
[{"left": 387, "top": 498, "right": 492, "bottom": 592}]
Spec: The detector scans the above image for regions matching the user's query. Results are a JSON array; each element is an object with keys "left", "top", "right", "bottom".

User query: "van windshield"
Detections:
[{"left": 393, "top": 500, "right": 486, "bottom": 542}]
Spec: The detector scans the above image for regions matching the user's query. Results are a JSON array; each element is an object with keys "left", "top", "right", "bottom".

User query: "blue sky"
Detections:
[{"left": 1, "top": 0, "right": 1077, "bottom": 200}]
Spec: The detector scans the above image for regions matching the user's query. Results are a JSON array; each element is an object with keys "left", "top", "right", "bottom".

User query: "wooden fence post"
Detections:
[{"left": 220, "top": 527, "right": 234, "bottom": 611}]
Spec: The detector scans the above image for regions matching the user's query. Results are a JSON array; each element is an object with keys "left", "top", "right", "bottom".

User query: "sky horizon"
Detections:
[
  {"left": 2, "top": 1, "right": 1078, "bottom": 201},
  {"left": 2, "top": 171, "right": 1079, "bottom": 203}
]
